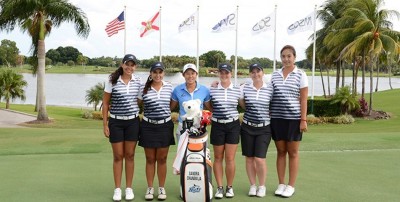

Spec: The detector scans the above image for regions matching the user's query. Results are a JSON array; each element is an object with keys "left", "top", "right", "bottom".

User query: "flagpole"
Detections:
[
  {"left": 196, "top": 6, "right": 200, "bottom": 83},
  {"left": 273, "top": 5, "right": 277, "bottom": 71},
  {"left": 311, "top": 5, "right": 317, "bottom": 113},
  {"left": 159, "top": 6, "right": 162, "bottom": 62},
  {"left": 124, "top": 6, "right": 127, "bottom": 55},
  {"left": 234, "top": 5, "right": 239, "bottom": 86}
]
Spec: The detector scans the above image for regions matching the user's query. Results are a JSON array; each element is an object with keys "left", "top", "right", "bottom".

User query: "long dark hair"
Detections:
[
  {"left": 109, "top": 66, "right": 123, "bottom": 85},
  {"left": 143, "top": 75, "right": 153, "bottom": 95}
]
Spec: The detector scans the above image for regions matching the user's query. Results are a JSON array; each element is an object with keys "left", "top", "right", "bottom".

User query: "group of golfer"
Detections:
[{"left": 102, "top": 45, "right": 308, "bottom": 201}]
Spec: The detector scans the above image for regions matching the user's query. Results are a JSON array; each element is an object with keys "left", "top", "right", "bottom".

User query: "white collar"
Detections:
[
  {"left": 118, "top": 75, "right": 134, "bottom": 82},
  {"left": 150, "top": 80, "right": 166, "bottom": 90},
  {"left": 279, "top": 66, "right": 298, "bottom": 74},
  {"left": 249, "top": 81, "right": 267, "bottom": 88},
  {"left": 217, "top": 82, "right": 233, "bottom": 90}
]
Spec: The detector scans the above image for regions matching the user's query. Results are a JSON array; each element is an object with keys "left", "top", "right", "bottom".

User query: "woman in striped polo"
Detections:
[
  {"left": 270, "top": 45, "right": 308, "bottom": 198},
  {"left": 138, "top": 62, "right": 175, "bottom": 201},
  {"left": 239, "top": 63, "right": 273, "bottom": 198},
  {"left": 102, "top": 54, "right": 141, "bottom": 201},
  {"left": 209, "top": 63, "right": 241, "bottom": 199}
]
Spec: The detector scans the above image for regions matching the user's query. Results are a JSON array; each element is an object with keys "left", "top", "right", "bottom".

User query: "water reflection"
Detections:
[{"left": 16, "top": 72, "right": 400, "bottom": 107}]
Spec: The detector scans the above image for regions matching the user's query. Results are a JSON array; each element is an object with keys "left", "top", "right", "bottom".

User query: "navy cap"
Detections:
[
  {"left": 249, "top": 63, "right": 263, "bottom": 72},
  {"left": 122, "top": 54, "right": 138, "bottom": 64},
  {"left": 218, "top": 63, "right": 232, "bottom": 72},
  {"left": 150, "top": 62, "right": 165, "bottom": 71}
]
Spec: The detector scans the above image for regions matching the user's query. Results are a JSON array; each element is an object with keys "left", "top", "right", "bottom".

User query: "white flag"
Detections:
[
  {"left": 178, "top": 11, "right": 198, "bottom": 33},
  {"left": 211, "top": 12, "right": 236, "bottom": 33},
  {"left": 251, "top": 10, "right": 275, "bottom": 35},
  {"left": 287, "top": 11, "right": 315, "bottom": 35}
]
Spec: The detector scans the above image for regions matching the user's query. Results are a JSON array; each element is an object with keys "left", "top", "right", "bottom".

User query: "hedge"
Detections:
[{"left": 308, "top": 99, "right": 341, "bottom": 117}]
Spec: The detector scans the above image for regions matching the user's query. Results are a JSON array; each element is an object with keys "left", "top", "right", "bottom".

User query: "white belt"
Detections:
[
  {"left": 110, "top": 114, "right": 138, "bottom": 120},
  {"left": 211, "top": 117, "right": 238, "bottom": 124},
  {"left": 243, "top": 120, "right": 269, "bottom": 127},
  {"left": 143, "top": 116, "right": 171, "bottom": 124}
]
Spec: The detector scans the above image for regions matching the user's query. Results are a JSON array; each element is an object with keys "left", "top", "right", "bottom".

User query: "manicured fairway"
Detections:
[{"left": 1, "top": 145, "right": 399, "bottom": 202}]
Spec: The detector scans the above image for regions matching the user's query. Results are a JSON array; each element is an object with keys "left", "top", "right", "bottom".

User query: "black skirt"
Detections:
[
  {"left": 271, "top": 118, "right": 302, "bottom": 141},
  {"left": 139, "top": 120, "right": 175, "bottom": 148}
]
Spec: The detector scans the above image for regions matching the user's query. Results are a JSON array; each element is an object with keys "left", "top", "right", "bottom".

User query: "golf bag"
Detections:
[{"left": 180, "top": 117, "right": 213, "bottom": 202}]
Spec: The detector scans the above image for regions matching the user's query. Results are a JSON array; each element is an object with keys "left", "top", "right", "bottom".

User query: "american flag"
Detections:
[{"left": 105, "top": 11, "right": 125, "bottom": 37}]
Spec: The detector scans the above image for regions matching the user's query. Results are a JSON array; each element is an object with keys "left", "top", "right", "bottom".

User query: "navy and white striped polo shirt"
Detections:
[
  {"left": 104, "top": 75, "right": 141, "bottom": 116},
  {"left": 210, "top": 83, "right": 241, "bottom": 119},
  {"left": 241, "top": 82, "right": 273, "bottom": 124},
  {"left": 138, "top": 81, "right": 173, "bottom": 119},
  {"left": 270, "top": 66, "right": 308, "bottom": 119}
]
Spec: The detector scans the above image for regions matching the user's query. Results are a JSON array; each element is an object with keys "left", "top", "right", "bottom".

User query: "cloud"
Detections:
[{"left": 1, "top": 0, "right": 398, "bottom": 61}]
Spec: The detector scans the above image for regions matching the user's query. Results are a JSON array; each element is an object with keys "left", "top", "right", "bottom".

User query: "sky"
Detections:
[{"left": 0, "top": 0, "right": 399, "bottom": 61}]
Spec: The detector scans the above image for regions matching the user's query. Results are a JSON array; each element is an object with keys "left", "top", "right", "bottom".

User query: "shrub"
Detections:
[
  {"left": 45, "top": 57, "right": 52, "bottom": 65},
  {"left": 355, "top": 97, "right": 368, "bottom": 117},
  {"left": 67, "top": 60, "right": 75, "bottom": 66},
  {"left": 92, "top": 111, "right": 103, "bottom": 120},
  {"left": 165, "top": 67, "right": 181, "bottom": 73},
  {"left": 330, "top": 86, "right": 360, "bottom": 114},
  {"left": 56, "top": 62, "right": 63, "bottom": 66},
  {"left": 85, "top": 82, "right": 104, "bottom": 111},
  {"left": 306, "top": 114, "right": 323, "bottom": 125},
  {"left": 319, "top": 116, "right": 335, "bottom": 123},
  {"left": 332, "top": 114, "right": 355, "bottom": 124},
  {"left": 82, "top": 110, "right": 93, "bottom": 119}
]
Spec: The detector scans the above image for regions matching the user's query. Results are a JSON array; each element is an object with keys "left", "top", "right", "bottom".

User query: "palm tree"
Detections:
[
  {"left": 0, "top": 68, "right": 28, "bottom": 109},
  {"left": 375, "top": 50, "right": 388, "bottom": 92},
  {"left": 307, "top": 0, "right": 350, "bottom": 97},
  {"left": 0, "top": 0, "right": 90, "bottom": 121},
  {"left": 387, "top": 52, "right": 395, "bottom": 89},
  {"left": 0, "top": 70, "right": 3, "bottom": 102},
  {"left": 328, "top": 0, "right": 400, "bottom": 114},
  {"left": 330, "top": 86, "right": 360, "bottom": 115},
  {"left": 85, "top": 82, "right": 105, "bottom": 111},
  {"left": 324, "top": 2, "right": 366, "bottom": 97},
  {"left": 214, "top": 53, "right": 224, "bottom": 68}
]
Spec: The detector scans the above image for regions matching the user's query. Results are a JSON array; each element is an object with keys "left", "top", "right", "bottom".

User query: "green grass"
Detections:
[{"left": 1, "top": 89, "right": 400, "bottom": 201}]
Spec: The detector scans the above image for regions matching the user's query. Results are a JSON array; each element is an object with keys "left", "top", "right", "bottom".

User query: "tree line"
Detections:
[{"left": 1, "top": 40, "right": 284, "bottom": 69}]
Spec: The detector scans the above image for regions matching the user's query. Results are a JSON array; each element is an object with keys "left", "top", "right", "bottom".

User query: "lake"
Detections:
[{"left": 15, "top": 72, "right": 400, "bottom": 108}]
